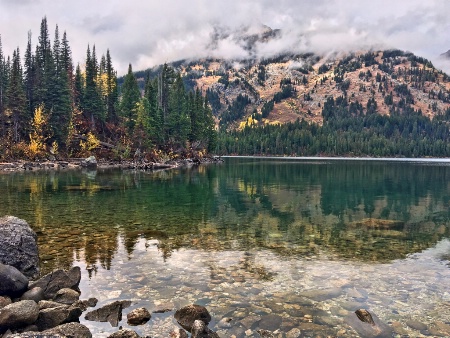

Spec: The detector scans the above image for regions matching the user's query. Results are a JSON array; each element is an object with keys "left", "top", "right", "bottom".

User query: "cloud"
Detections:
[{"left": 0, "top": 0, "right": 449, "bottom": 75}]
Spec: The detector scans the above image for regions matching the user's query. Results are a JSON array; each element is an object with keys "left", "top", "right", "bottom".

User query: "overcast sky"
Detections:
[{"left": 1, "top": 0, "right": 450, "bottom": 75}]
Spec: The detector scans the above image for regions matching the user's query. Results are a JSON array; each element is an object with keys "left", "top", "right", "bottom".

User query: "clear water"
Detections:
[{"left": 0, "top": 158, "right": 449, "bottom": 337}]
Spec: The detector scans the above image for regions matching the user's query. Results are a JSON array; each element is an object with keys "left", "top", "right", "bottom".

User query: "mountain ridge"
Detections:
[{"left": 129, "top": 49, "right": 450, "bottom": 131}]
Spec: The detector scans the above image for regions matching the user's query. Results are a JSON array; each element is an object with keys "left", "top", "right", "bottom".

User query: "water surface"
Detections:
[{"left": 0, "top": 158, "right": 449, "bottom": 337}]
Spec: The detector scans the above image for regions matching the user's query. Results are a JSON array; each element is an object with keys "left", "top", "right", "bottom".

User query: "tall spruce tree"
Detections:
[
  {"left": 119, "top": 64, "right": 140, "bottom": 134},
  {"left": 0, "top": 35, "right": 6, "bottom": 139},
  {"left": 105, "top": 50, "right": 118, "bottom": 122},
  {"left": 83, "top": 45, "right": 105, "bottom": 129},
  {"left": 50, "top": 25, "right": 71, "bottom": 147},
  {"left": 6, "top": 48, "right": 27, "bottom": 142}
]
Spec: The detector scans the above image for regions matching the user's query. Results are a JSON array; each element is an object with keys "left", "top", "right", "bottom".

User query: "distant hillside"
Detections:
[
  {"left": 123, "top": 50, "right": 450, "bottom": 157},
  {"left": 129, "top": 50, "right": 450, "bottom": 131}
]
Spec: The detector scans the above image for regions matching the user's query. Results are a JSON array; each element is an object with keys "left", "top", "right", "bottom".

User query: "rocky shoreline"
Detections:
[
  {"left": 0, "top": 216, "right": 222, "bottom": 338},
  {"left": 0, "top": 155, "right": 223, "bottom": 173}
]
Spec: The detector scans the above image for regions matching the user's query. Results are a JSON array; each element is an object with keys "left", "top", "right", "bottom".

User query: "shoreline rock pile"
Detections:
[{"left": 0, "top": 155, "right": 223, "bottom": 173}]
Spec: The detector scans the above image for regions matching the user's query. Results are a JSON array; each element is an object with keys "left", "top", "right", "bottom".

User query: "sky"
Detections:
[{"left": 1, "top": 0, "right": 450, "bottom": 75}]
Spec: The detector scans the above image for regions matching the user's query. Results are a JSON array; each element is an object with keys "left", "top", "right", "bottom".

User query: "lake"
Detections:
[{"left": 0, "top": 157, "right": 449, "bottom": 337}]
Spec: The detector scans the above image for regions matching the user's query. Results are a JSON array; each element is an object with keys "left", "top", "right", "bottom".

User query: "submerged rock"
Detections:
[
  {"left": 345, "top": 309, "right": 393, "bottom": 337},
  {"left": 174, "top": 304, "right": 212, "bottom": 332},
  {"left": 0, "top": 263, "right": 29, "bottom": 297},
  {"left": 0, "top": 216, "right": 39, "bottom": 279}
]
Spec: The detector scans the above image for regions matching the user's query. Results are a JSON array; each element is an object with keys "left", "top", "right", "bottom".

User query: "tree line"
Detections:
[
  {"left": 0, "top": 17, "right": 216, "bottom": 160},
  {"left": 217, "top": 95, "right": 450, "bottom": 157}
]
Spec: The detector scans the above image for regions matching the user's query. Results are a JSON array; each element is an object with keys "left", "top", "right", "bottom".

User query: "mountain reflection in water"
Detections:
[{"left": 0, "top": 158, "right": 449, "bottom": 337}]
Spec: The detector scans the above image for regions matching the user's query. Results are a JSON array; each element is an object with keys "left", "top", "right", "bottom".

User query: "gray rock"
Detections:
[
  {"left": 29, "top": 267, "right": 81, "bottom": 300},
  {"left": 126, "top": 307, "right": 151, "bottom": 325},
  {"left": 217, "top": 317, "right": 233, "bottom": 328},
  {"left": 53, "top": 288, "right": 80, "bottom": 305},
  {"left": 300, "top": 288, "right": 342, "bottom": 302},
  {"left": 345, "top": 309, "right": 393, "bottom": 338},
  {"left": 107, "top": 328, "right": 141, "bottom": 338},
  {"left": 20, "top": 287, "right": 44, "bottom": 303},
  {"left": 286, "top": 328, "right": 301, "bottom": 338},
  {"left": 38, "top": 300, "right": 65, "bottom": 310},
  {"left": 405, "top": 319, "right": 428, "bottom": 331},
  {"left": 0, "top": 296, "right": 12, "bottom": 309},
  {"left": 0, "top": 300, "right": 39, "bottom": 331},
  {"left": 258, "top": 314, "right": 282, "bottom": 331},
  {"left": 41, "top": 322, "right": 92, "bottom": 338},
  {"left": 36, "top": 305, "right": 83, "bottom": 331},
  {"left": 84, "top": 300, "right": 131, "bottom": 327},
  {"left": 0, "top": 263, "right": 29, "bottom": 297},
  {"left": 174, "top": 304, "right": 211, "bottom": 332},
  {"left": 0, "top": 216, "right": 39, "bottom": 280},
  {"left": 80, "top": 156, "right": 97, "bottom": 169},
  {"left": 71, "top": 298, "right": 98, "bottom": 312}
]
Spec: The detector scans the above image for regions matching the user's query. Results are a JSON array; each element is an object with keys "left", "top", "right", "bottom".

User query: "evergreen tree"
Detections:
[
  {"left": 145, "top": 76, "right": 163, "bottom": 144},
  {"left": 35, "top": 17, "right": 54, "bottom": 110},
  {"left": 105, "top": 50, "right": 118, "bottom": 122},
  {"left": 119, "top": 64, "right": 140, "bottom": 133},
  {"left": 6, "top": 48, "right": 27, "bottom": 142},
  {"left": 0, "top": 35, "right": 7, "bottom": 139},
  {"left": 24, "top": 31, "right": 36, "bottom": 117},
  {"left": 83, "top": 45, "right": 105, "bottom": 129},
  {"left": 50, "top": 25, "right": 72, "bottom": 147}
]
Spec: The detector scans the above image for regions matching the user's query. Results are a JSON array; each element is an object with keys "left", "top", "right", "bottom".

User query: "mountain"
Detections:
[
  {"left": 126, "top": 49, "right": 450, "bottom": 157},
  {"left": 440, "top": 49, "right": 450, "bottom": 59},
  {"left": 172, "top": 50, "right": 450, "bottom": 130}
]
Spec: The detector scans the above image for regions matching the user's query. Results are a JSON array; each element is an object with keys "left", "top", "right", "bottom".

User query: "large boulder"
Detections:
[
  {"left": 36, "top": 305, "right": 83, "bottom": 331},
  {"left": 0, "top": 216, "right": 39, "bottom": 279},
  {"left": 174, "top": 304, "right": 212, "bottom": 332},
  {"left": 0, "top": 263, "right": 29, "bottom": 297},
  {"left": 0, "top": 300, "right": 39, "bottom": 332},
  {"left": 29, "top": 267, "right": 81, "bottom": 300}
]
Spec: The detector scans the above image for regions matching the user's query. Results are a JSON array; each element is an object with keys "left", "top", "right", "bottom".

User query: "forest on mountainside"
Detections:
[{"left": 0, "top": 18, "right": 216, "bottom": 161}]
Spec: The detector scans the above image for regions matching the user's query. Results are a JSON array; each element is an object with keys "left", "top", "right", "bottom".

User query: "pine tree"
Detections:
[
  {"left": 6, "top": 48, "right": 27, "bottom": 142},
  {"left": 0, "top": 35, "right": 7, "bottom": 139},
  {"left": 105, "top": 50, "right": 118, "bottom": 122},
  {"left": 24, "top": 31, "right": 36, "bottom": 118},
  {"left": 144, "top": 76, "right": 163, "bottom": 145},
  {"left": 35, "top": 17, "right": 54, "bottom": 110},
  {"left": 83, "top": 45, "right": 105, "bottom": 129},
  {"left": 50, "top": 25, "right": 72, "bottom": 147},
  {"left": 119, "top": 64, "right": 140, "bottom": 134}
]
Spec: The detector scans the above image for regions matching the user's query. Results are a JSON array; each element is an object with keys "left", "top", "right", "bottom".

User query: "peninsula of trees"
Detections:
[{"left": 0, "top": 18, "right": 216, "bottom": 161}]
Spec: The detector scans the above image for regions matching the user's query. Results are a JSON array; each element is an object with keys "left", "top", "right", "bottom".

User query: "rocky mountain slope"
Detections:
[{"left": 173, "top": 50, "right": 450, "bottom": 130}]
